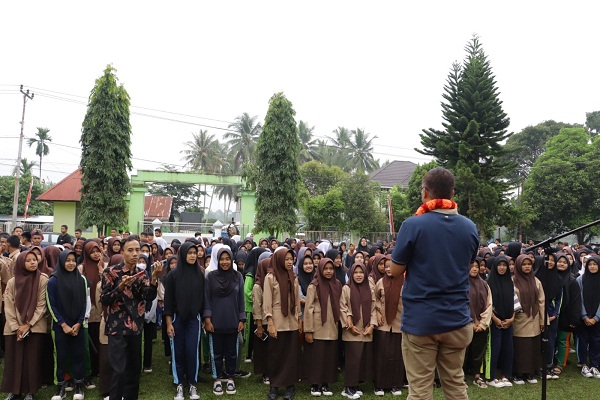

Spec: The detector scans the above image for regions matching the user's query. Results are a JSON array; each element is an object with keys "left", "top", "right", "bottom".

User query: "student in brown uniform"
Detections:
[
  {"left": 373, "top": 255, "right": 404, "bottom": 396},
  {"left": 252, "top": 257, "right": 273, "bottom": 384},
  {"left": 340, "top": 262, "right": 377, "bottom": 399},
  {"left": 304, "top": 258, "right": 342, "bottom": 397},
  {"left": 263, "top": 248, "right": 302, "bottom": 400},
  {"left": 1, "top": 250, "right": 49, "bottom": 400}
]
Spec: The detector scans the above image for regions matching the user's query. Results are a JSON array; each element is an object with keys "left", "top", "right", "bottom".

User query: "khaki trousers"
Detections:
[{"left": 402, "top": 323, "right": 473, "bottom": 400}]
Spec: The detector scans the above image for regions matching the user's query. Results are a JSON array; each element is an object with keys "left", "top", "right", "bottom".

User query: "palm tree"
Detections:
[
  {"left": 27, "top": 127, "right": 52, "bottom": 180},
  {"left": 13, "top": 158, "right": 38, "bottom": 177},
  {"left": 225, "top": 113, "right": 261, "bottom": 169},
  {"left": 297, "top": 121, "right": 319, "bottom": 164},
  {"left": 347, "top": 128, "right": 379, "bottom": 174},
  {"left": 181, "top": 129, "right": 223, "bottom": 173},
  {"left": 313, "top": 140, "right": 339, "bottom": 167},
  {"left": 328, "top": 126, "right": 352, "bottom": 169}
]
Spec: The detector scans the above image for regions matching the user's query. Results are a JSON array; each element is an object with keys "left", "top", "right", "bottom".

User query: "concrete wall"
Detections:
[{"left": 53, "top": 202, "right": 76, "bottom": 233}]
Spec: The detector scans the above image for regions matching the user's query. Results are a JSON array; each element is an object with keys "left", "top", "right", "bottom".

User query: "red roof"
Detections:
[
  {"left": 144, "top": 196, "right": 172, "bottom": 221},
  {"left": 37, "top": 169, "right": 83, "bottom": 202}
]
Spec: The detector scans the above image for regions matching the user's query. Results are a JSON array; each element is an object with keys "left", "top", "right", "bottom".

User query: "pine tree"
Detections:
[
  {"left": 418, "top": 35, "right": 512, "bottom": 236},
  {"left": 254, "top": 92, "right": 301, "bottom": 236},
  {"left": 79, "top": 65, "right": 132, "bottom": 235}
]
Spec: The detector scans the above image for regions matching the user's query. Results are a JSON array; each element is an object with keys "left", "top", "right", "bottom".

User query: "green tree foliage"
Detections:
[
  {"left": 299, "top": 161, "right": 347, "bottom": 197},
  {"left": 304, "top": 188, "right": 346, "bottom": 230},
  {"left": 13, "top": 158, "right": 37, "bottom": 177},
  {"left": 297, "top": 121, "right": 319, "bottom": 164},
  {"left": 405, "top": 161, "right": 438, "bottom": 213},
  {"left": 388, "top": 185, "right": 412, "bottom": 232},
  {"left": 254, "top": 92, "right": 301, "bottom": 236},
  {"left": 586, "top": 111, "right": 600, "bottom": 135},
  {"left": 0, "top": 175, "right": 51, "bottom": 216},
  {"left": 524, "top": 127, "right": 600, "bottom": 244},
  {"left": 340, "top": 173, "right": 387, "bottom": 233},
  {"left": 181, "top": 129, "right": 223, "bottom": 173},
  {"left": 347, "top": 128, "right": 379, "bottom": 173},
  {"left": 27, "top": 127, "right": 52, "bottom": 180},
  {"left": 418, "top": 35, "right": 512, "bottom": 236},
  {"left": 225, "top": 113, "right": 261, "bottom": 169},
  {"left": 79, "top": 65, "right": 132, "bottom": 235},
  {"left": 499, "top": 120, "right": 582, "bottom": 183}
]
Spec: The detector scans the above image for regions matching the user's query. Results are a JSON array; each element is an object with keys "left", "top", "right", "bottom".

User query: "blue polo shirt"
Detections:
[{"left": 391, "top": 210, "right": 479, "bottom": 335}]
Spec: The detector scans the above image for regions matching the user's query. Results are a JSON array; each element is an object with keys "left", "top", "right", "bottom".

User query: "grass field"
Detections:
[{"left": 1, "top": 337, "right": 597, "bottom": 400}]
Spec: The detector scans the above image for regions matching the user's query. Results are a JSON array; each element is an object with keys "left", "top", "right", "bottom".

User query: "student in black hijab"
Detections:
[
  {"left": 47, "top": 250, "right": 88, "bottom": 400},
  {"left": 554, "top": 253, "right": 581, "bottom": 375},
  {"left": 576, "top": 256, "right": 600, "bottom": 378},
  {"left": 163, "top": 242, "right": 205, "bottom": 400}
]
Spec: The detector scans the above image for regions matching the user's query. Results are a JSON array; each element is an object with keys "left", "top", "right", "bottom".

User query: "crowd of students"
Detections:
[{"left": 0, "top": 225, "right": 599, "bottom": 400}]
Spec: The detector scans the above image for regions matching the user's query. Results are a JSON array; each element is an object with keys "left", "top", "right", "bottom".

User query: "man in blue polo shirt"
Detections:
[{"left": 391, "top": 167, "right": 479, "bottom": 400}]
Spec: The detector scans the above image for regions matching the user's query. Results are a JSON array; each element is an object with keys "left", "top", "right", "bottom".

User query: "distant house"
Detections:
[
  {"left": 37, "top": 169, "right": 173, "bottom": 233},
  {"left": 369, "top": 160, "right": 417, "bottom": 190}
]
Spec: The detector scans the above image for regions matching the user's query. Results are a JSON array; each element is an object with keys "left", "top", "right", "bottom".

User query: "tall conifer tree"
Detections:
[
  {"left": 79, "top": 65, "right": 132, "bottom": 235},
  {"left": 418, "top": 35, "right": 512, "bottom": 235},
  {"left": 254, "top": 92, "right": 301, "bottom": 236}
]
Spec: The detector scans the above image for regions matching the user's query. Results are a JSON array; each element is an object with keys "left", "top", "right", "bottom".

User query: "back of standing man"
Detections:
[{"left": 390, "top": 167, "right": 479, "bottom": 400}]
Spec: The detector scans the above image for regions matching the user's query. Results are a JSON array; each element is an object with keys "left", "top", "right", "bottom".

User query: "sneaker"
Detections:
[
  {"left": 143, "top": 367, "right": 152, "bottom": 373},
  {"left": 4, "top": 394, "right": 21, "bottom": 400},
  {"left": 283, "top": 385, "right": 295, "bottom": 400},
  {"left": 73, "top": 382, "right": 85, "bottom": 400},
  {"left": 501, "top": 378, "right": 512, "bottom": 387},
  {"left": 23, "top": 395, "right": 34, "bottom": 400},
  {"left": 213, "top": 381, "right": 223, "bottom": 396},
  {"left": 512, "top": 377, "right": 525, "bottom": 385},
  {"left": 582, "top": 365, "right": 593, "bottom": 378},
  {"left": 354, "top": 387, "right": 363, "bottom": 396},
  {"left": 226, "top": 380, "right": 236, "bottom": 395},
  {"left": 64, "top": 380, "right": 74, "bottom": 392},
  {"left": 262, "top": 375, "right": 270, "bottom": 385},
  {"left": 321, "top": 385, "right": 333, "bottom": 396},
  {"left": 84, "top": 377, "right": 95, "bottom": 389},
  {"left": 311, "top": 385, "right": 322, "bottom": 397},
  {"left": 591, "top": 367, "right": 600, "bottom": 379},
  {"left": 174, "top": 384, "right": 185, "bottom": 400},
  {"left": 487, "top": 379, "right": 505, "bottom": 388},
  {"left": 391, "top": 387, "right": 402, "bottom": 396},
  {"left": 244, "top": 357, "right": 252, "bottom": 363},
  {"left": 234, "top": 370, "right": 251, "bottom": 378},
  {"left": 189, "top": 384, "right": 200, "bottom": 400},
  {"left": 373, "top": 388, "right": 384, "bottom": 396},
  {"left": 526, "top": 375, "right": 537, "bottom": 384},
  {"left": 341, "top": 387, "right": 359, "bottom": 400},
  {"left": 570, "top": 348, "right": 576, "bottom": 353},
  {"left": 51, "top": 384, "right": 67, "bottom": 400}
]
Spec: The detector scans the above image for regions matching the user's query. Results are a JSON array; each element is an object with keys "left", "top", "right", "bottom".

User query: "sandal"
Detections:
[
  {"left": 473, "top": 377, "right": 488, "bottom": 388},
  {"left": 552, "top": 366, "right": 562, "bottom": 375}
]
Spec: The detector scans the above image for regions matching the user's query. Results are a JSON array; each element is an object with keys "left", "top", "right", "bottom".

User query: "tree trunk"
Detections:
[{"left": 39, "top": 154, "right": 42, "bottom": 181}]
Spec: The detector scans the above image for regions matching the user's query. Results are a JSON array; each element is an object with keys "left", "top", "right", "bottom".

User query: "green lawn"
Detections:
[{"left": 0, "top": 338, "right": 596, "bottom": 399}]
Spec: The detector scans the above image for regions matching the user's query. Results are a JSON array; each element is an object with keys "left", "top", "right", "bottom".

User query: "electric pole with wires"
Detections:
[{"left": 11, "top": 85, "right": 34, "bottom": 229}]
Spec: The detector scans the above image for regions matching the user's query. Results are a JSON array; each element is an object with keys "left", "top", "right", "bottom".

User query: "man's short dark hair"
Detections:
[
  {"left": 194, "top": 231, "right": 202, "bottom": 237},
  {"left": 31, "top": 230, "right": 43, "bottom": 238},
  {"left": 154, "top": 228, "right": 161, "bottom": 234},
  {"left": 75, "top": 228, "right": 82, "bottom": 233},
  {"left": 422, "top": 167, "right": 455, "bottom": 199},
  {"left": 0, "top": 232, "right": 9, "bottom": 240},
  {"left": 61, "top": 224, "right": 68, "bottom": 230},
  {"left": 7, "top": 235, "right": 20, "bottom": 249},
  {"left": 22, "top": 231, "right": 32, "bottom": 240},
  {"left": 123, "top": 236, "right": 140, "bottom": 248},
  {"left": 110, "top": 228, "right": 117, "bottom": 232},
  {"left": 141, "top": 232, "right": 149, "bottom": 237},
  {"left": 12, "top": 226, "right": 23, "bottom": 233}
]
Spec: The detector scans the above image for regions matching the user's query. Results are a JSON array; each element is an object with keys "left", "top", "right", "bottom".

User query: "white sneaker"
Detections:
[
  {"left": 390, "top": 387, "right": 402, "bottom": 396},
  {"left": 189, "top": 384, "right": 200, "bottom": 400},
  {"left": 591, "top": 367, "right": 600, "bottom": 379},
  {"left": 226, "top": 380, "right": 236, "bottom": 395},
  {"left": 373, "top": 388, "right": 384, "bottom": 396},
  {"left": 174, "top": 384, "right": 184, "bottom": 400},
  {"left": 582, "top": 365, "right": 593, "bottom": 378},
  {"left": 487, "top": 379, "right": 505, "bottom": 388},
  {"left": 512, "top": 377, "right": 525, "bottom": 385},
  {"left": 526, "top": 376, "right": 537, "bottom": 384},
  {"left": 501, "top": 378, "right": 513, "bottom": 387}
]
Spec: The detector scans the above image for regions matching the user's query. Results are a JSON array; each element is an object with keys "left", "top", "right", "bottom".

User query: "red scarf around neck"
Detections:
[{"left": 414, "top": 199, "right": 457, "bottom": 216}]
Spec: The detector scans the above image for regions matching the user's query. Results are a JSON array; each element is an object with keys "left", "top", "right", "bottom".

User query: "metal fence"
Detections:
[
  {"left": 296, "top": 231, "right": 395, "bottom": 246},
  {"left": 137, "top": 221, "right": 251, "bottom": 239},
  {"left": 1, "top": 222, "right": 54, "bottom": 233}
]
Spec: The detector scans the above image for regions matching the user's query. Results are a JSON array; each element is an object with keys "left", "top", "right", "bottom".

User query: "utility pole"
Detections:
[{"left": 11, "top": 85, "right": 34, "bottom": 229}]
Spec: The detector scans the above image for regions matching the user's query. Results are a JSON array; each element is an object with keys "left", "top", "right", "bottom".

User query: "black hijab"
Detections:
[
  {"left": 52, "top": 250, "right": 87, "bottom": 321},
  {"left": 208, "top": 248, "right": 240, "bottom": 297},
  {"left": 535, "top": 253, "right": 561, "bottom": 301},
  {"left": 582, "top": 256, "right": 600, "bottom": 318},
  {"left": 243, "top": 247, "right": 269, "bottom": 279},
  {"left": 171, "top": 242, "right": 205, "bottom": 320},
  {"left": 486, "top": 255, "right": 514, "bottom": 320},
  {"left": 297, "top": 253, "right": 315, "bottom": 296}
]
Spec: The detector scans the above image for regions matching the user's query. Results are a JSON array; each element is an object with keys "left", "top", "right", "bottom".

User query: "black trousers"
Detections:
[
  {"left": 210, "top": 332, "right": 238, "bottom": 379},
  {"left": 88, "top": 322, "right": 100, "bottom": 376},
  {"left": 143, "top": 321, "right": 156, "bottom": 369},
  {"left": 108, "top": 334, "right": 142, "bottom": 400},
  {"left": 55, "top": 328, "right": 85, "bottom": 383}
]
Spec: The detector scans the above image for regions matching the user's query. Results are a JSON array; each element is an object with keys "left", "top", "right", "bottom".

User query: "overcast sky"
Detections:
[{"left": 1, "top": 1, "right": 598, "bottom": 185}]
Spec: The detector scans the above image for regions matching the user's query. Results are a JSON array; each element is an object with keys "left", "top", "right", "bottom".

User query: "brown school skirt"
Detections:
[
  {"left": 1, "top": 333, "right": 43, "bottom": 395},
  {"left": 344, "top": 341, "right": 373, "bottom": 387},
  {"left": 268, "top": 330, "right": 299, "bottom": 387},
  {"left": 373, "top": 330, "right": 404, "bottom": 389},
  {"left": 513, "top": 335, "right": 543, "bottom": 375},
  {"left": 303, "top": 339, "right": 338, "bottom": 385},
  {"left": 253, "top": 325, "right": 269, "bottom": 375}
]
